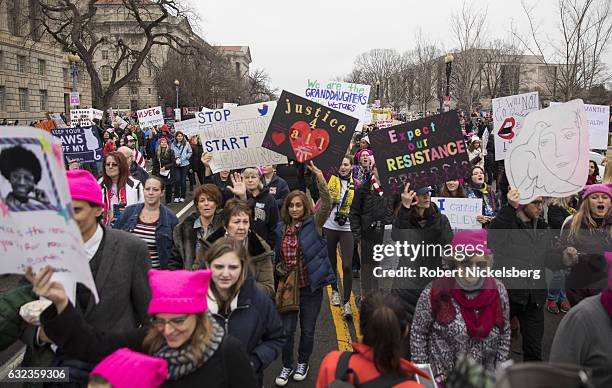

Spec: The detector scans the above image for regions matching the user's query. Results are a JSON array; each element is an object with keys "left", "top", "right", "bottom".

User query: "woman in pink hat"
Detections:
[
  {"left": 554, "top": 183, "right": 612, "bottom": 306},
  {"left": 410, "top": 229, "right": 511, "bottom": 385},
  {"left": 25, "top": 264, "right": 257, "bottom": 387}
]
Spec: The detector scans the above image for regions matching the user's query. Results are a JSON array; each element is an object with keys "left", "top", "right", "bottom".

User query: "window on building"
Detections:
[
  {"left": 0, "top": 51, "right": 4, "bottom": 70},
  {"left": 148, "top": 88, "right": 151, "bottom": 95},
  {"left": 0, "top": 86, "right": 5, "bottom": 111},
  {"left": 148, "top": 65, "right": 153, "bottom": 77},
  {"left": 38, "top": 59, "right": 46, "bottom": 76},
  {"left": 63, "top": 68, "right": 69, "bottom": 82},
  {"left": 7, "top": 0, "right": 21, "bottom": 36},
  {"left": 102, "top": 66, "right": 110, "bottom": 82},
  {"left": 18, "top": 88, "right": 28, "bottom": 111},
  {"left": 39, "top": 89, "right": 47, "bottom": 111},
  {"left": 235, "top": 62, "right": 241, "bottom": 78},
  {"left": 29, "top": 0, "right": 43, "bottom": 41},
  {"left": 17, "top": 55, "right": 27, "bottom": 73},
  {"left": 102, "top": 50, "right": 108, "bottom": 60},
  {"left": 130, "top": 86, "right": 138, "bottom": 95}
]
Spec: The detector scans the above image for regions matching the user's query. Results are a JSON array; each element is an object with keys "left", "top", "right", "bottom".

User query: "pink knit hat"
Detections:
[
  {"left": 451, "top": 229, "right": 492, "bottom": 255},
  {"left": 605, "top": 252, "right": 612, "bottom": 288},
  {"left": 66, "top": 169, "right": 104, "bottom": 208},
  {"left": 90, "top": 348, "right": 167, "bottom": 388},
  {"left": 581, "top": 183, "right": 612, "bottom": 200},
  {"left": 148, "top": 270, "right": 212, "bottom": 315}
]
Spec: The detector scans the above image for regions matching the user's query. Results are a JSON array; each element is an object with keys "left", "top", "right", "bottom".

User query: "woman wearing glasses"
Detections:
[
  {"left": 24, "top": 264, "right": 258, "bottom": 387},
  {"left": 204, "top": 237, "right": 284, "bottom": 386},
  {"left": 98, "top": 151, "right": 144, "bottom": 226}
]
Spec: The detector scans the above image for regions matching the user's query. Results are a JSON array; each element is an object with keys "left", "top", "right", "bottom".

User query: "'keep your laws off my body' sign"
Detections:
[{"left": 176, "top": 102, "right": 287, "bottom": 173}]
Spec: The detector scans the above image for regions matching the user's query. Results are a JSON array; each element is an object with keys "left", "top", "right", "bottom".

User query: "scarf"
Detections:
[
  {"left": 469, "top": 183, "right": 496, "bottom": 216},
  {"left": 328, "top": 174, "right": 354, "bottom": 214},
  {"left": 154, "top": 314, "right": 225, "bottom": 380},
  {"left": 601, "top": 289, "right": 612, "bottom": 318},
  {"left": 431, "top": 277, "right": 504, "bottom": 341},
  {"left": 371, "top": 174, "right": 383, "bottom": 196}
]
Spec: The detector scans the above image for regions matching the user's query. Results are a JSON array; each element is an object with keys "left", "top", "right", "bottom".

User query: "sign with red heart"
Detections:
[{"left": 262, "top": 91, "right": 358, "bottom": 178}]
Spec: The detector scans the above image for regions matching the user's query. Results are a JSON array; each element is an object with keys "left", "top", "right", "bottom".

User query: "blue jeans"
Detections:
[
  {"left": 547, "top": 270, "right": 568, "bottom": 301},
  {"left": 281, "top": 286, "right": 323, "bottom": 367},
  {"left": 173, "top": 165, "right": 188, "bottom": 198}
]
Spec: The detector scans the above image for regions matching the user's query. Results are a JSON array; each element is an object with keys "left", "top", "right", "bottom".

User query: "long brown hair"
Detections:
[
  {"left": 603, "top": 156, "right": 612, "bottom": 183},
  {"left": 360, "top": 293, "right": 410, "bottom": 377},
  {"left": 142, "top": 310, "right": 213, "bottom": 359},
  {"left": 203, "top": 237, "right": 249, "bottom": 315},
  {"left": 439, "top": 181, "right": 465, "bottom": 198},
  {"left": 280, "top": 190, "right": 314, "bottom": 225},
  {"left": 568, "top": 194, "right": 612, "bottom": 242},
  {"left": 102, "top": 152, "right": 129, "bottom": 189}
]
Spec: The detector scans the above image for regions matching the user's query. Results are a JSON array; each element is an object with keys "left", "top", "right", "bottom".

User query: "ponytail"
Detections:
[{"left": 360, "top": 293, "right": 407, "bottom": 376}]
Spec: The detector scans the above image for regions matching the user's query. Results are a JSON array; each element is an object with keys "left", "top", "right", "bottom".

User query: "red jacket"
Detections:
[{"left": 316, "top": 343, "right": 429, "bottom": 388}]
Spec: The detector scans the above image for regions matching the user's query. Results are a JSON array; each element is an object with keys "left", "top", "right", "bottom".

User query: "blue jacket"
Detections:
[
  {"left": 207, "top": 275, "right": 284, "bottom": 377},
  {"left": 274, "top": 216, "right": 336, "bottom": 292},
  {"left": 171, "top": 141, "right": 192, "bottom": 167},
  {"left": 114, "top": 203, "right": 179, "bottom": 269}
]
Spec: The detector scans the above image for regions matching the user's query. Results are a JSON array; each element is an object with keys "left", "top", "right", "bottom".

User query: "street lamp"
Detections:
[
  {"left": 174, "top": 79, "right": 180, "bottom": 109},
  {"left": 237, "top": 96, "right": 241, "bottom": 106},
  {"left": 444, "top": 53, "right": 454, "bottom": 97},
  {"left": 67, "top": 52, "right": 81, "bottom": 94},
  {"left": 375, "top": 80, "right": 380, "bottom": 101}
]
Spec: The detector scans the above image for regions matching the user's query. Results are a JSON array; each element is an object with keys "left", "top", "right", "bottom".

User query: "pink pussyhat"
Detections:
[
  {"left": 451, "top": 229, "right": 492, "bottom": 255},
  {"left": 66, "top": 169, "right": 104, "bottom": 208},
  {"left": 582, "top": 183, "right": 612, "bottom": 200},
  {"left": 147, "top": 270, "right": 212, "bottom": 315},
  {"left": 605, "top": 252, "right": 612, "bottom": 288},
  {"left": 90, "top": 348, "right": 167, "bottom": 388}
]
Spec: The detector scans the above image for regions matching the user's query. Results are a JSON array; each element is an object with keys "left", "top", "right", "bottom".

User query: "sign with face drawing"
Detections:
[{"left": 506, "top": 99, "right": 589, "bottom": 204}]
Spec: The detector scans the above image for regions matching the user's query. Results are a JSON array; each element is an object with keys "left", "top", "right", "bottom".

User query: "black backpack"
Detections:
[{"left": 328, "top": 352, "right": 413, "bottom": 388}]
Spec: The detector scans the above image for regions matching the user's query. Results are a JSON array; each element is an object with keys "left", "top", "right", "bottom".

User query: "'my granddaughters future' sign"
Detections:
[{"left": 368, "top": 112, "right": 470, "bottom": 193}]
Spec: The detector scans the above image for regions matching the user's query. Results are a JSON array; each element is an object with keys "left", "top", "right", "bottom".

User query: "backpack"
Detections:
[{"left": 328, "top": 352, "right": 412, "bottom": 388}]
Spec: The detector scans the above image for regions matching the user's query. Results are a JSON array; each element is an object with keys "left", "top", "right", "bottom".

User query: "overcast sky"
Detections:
[{"left": 192, "top": 0, "right": 611, "bottom": 95}]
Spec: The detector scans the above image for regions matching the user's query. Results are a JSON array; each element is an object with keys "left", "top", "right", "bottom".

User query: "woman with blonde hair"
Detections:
[
  {"left": 25, "top": 264, "right": 257, "bottom": 387},
  {"left": 152, "top": 136, "right": 175, "bottom": 203}
]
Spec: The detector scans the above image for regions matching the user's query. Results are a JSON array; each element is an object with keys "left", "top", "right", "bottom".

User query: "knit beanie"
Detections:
[
  {"left": 451, "top": 229, "right": 492, "bottom": 255},
  {"left": 66, "top": 169, "right": 104, "bottom": 208},
  {"left": 148, "top": 270, "right": 212, "bottom": 315},
  {"left": 90, "top": 348, "right": 167, "bottom": 388},
  {"left": 581, "top": 183, "right": 612, "bottom": 200}
]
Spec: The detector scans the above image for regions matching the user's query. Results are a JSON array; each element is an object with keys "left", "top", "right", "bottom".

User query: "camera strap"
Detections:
[{"left": 336, "top": 179, "right": 352, "bottom": 214}]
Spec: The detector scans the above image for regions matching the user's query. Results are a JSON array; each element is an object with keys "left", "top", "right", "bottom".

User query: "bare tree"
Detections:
[
  {"left": 242, "top": 68, "right": 278, "bottom": 104},
  {"left": 449, "top": 0, "right": 488, "bottom": 112},
  {"left": 349, "top": 49, "right": 404, "bottom": 104},
  {"left": 410, "top": 30, "right": 441, "bottom": 112},
  {"left": 480, "top": 37, "right": 525, "bottom": 98},
  {"left": 514, "top": 0, "right": 612, "bottom": 100},
  {"left": 35, "top": 0, "right": 196, "bottom": 112}
]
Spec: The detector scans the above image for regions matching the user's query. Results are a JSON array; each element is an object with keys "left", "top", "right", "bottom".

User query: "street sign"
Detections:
[
  {"left": 174, "top": 108, "right": 181, "bottom": 122},
  {"left": 69, "top": 92, "right": 80, "bottom": 107}
]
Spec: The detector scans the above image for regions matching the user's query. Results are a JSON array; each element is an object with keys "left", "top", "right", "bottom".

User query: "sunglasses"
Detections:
[{"left": 105, "top": 162, "right": 118, "bottom": 167}]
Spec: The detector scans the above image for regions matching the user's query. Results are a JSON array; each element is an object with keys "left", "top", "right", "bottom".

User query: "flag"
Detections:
[{"left": 133, "top": 148, "right": 145, "bottom": 168}]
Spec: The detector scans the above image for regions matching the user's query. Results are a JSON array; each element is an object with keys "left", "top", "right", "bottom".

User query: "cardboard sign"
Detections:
[
  {"left": 492, "top": 91, "right": 539, "bottom": 160},
  {"left": 173, "top": 118, "right": 199, "bottom": 137},
  {"left": 70, "top": 109, "right": 93, "bottom": 128},
  {"left": 51, "top": 126, "right": 103, "bottom": 163},
  {"left": 137, "top": 106, "right": 164, "bottom": 127},
  {"left": 368, "top": 111, "right": 471, "bottom": 194},
  {"left": 377, "top": 120, "right": 394, "bottom": 129},
  {"left": 0, "top": 127, "right": 98, "bottom": 304},
  {"left": 432, "top": 197, "right": 482, "bottom": 230},
  {"left": 506, "top": 99, "right": 589, "bottom": 204},
  {"left": 550, "top": 102, "right": 610, "bottom": 150},
  {"left": 262, "top": 90, "right": 359, "bottom": 177},
  {"left": 174, "top": 108, "right": 181, "bottom": 122},
  {"left": 223, "top": 103, "right": 238, "bottom": 109},
  {"left": 92, "top": 109, "right": 103, "bottom": 121},
  {"left": 114, "top": 115, "right": 128, "bottom": 130}
]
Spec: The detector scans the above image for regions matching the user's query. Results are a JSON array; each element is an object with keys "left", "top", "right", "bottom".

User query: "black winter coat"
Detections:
[
  {"left": 168, "top": 211, "right": 224, "bottom": 270},
  {"left": 189, "top": 143, "right": 204, "bottom": 173},
  {"left": 41, "top": 304, "right": 257, "bottom": 388},
  {"left": 247, "top": 188, "right": 280, "bottom": 249},
  {"left": 264, "top": 174, "right": 290, "bottom": 209},
  {"left": 152, "top": 149, "right": 176, "bottom": 186},
  {"left": 349, "top": 175, "right": 399, "bottom": 242},
  {"left": 207, "top": 275, "right": 284, "bottom": 381}
]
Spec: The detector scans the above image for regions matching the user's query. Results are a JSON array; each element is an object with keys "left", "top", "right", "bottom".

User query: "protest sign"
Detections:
[
  {"left": 114, "top": 115, "right": 128, "bottom": 130},
  {"left": 174, "top": 108, "right": 182, "bottom": 122},
  {"left": 302, "top": 79, "right": 370, "bottom": 129},
  {"left": 368, "top": 111, "right": 470, "bottom": 194},
  {"left": 432, "top": 197, "right": 482, "bottom": 230},
  {"left": 223, "top": 103, "right": 238, "bottom": 109},
  {"left": 550, "top": 102, "right": 610, "bottom": 150},
  {"left": 70, "top": 109, "right": 93, "bottom": 128},
  {"left": 178, "top": 102, "right": 285, "bottom": 173},
  {"left": 92, "top": 109, "right": 103, "bottom": 121},
  {"left": 262, "top": 90, "right": 359, "bottom": 177},
  {"left": 506, "top": 99, "right": 589, "bottom": 204},
  {"left": 377, "top": 120, "right": 394, "bottom": 129},
  {"left": 49, "top": 113, "right": 68, "bottom": 129},
  {"left": 51, "top": 126, "right": 103, "bottom": 163},
  {"left": 137, "top": 106, "right": 164, "bottom": 127},
  {"left": 492, "top": 91, "right": 539, "bottom": 160},
  {"left": 0, "top": 127, "right": 99, "bottom": 304}
]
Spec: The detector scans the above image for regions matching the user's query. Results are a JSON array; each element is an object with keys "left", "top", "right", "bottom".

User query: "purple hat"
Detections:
[
  {"left": 581, "top": 183, "right": 612, "bottom": 200},
  {"left": 451, "top": 229, "right": 492, "bottom": 255},
  {"left": 90, "top": 348, "right": 167, "bottom": 388},
  {"left": 148, "top": 270, "right": 212, "bottom": 315},
  {"left": 66, "top": 170, "right": 104, "bottom": 208}
]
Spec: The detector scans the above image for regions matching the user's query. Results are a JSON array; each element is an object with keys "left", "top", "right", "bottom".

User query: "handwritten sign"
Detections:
[
  {"left": 70, "top": 109, "right": 94, "bottom": 128},
  {"left": 186, "top": 102, "right": 287, "bottom": 173},
  {"left": 0, "top": 127, "right": 98, "bottom": 304},
  {"left": 492, "top": 91, "right": 539, "bottom": 161},
  {"left": 262, "top": 91, "right": 358, "bottom": 178},
  {"left": 507, "top": 99, "right": 589, "bottom": 204},
  {"left": 432, "top": 197, "right": 482, "bottom": 230},
  {"left": 302, "top": 79, "right": 370, "bottom": 122},
  {"left": 368, "top": 111, "right": 471, "bottom": 194},
  {"left": 51, "top": 126, "right": 103, "bottom": 163},
  {"left": 137, "top": 106, "right": 164, "bottom": 127},
  {"left": 550, "top": 102, "right": 610, "bottom": 150}
]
